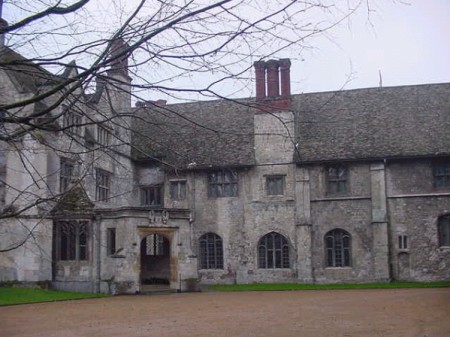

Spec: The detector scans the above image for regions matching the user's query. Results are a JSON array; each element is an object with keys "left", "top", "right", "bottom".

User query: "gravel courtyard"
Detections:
[{"left": 1, "top": 288, "right": 449, "bottom": 337}]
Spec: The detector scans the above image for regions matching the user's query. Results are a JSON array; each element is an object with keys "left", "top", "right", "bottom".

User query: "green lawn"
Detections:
[
  {"left": 208, "top": 281, "right": 450, "bottom": 292},
  {"left": 0, "top": 288, "right": 108, "bottom": 306}
]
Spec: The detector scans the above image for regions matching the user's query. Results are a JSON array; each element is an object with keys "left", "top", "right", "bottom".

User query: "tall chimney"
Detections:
[
  {"left": 279, "top": 59, "right": 291, "bottom": 97},
  {"left": 266, "top": 59, "right": 279, "bottom": 98},
  {"left": 108, "top": 38, "right": 130, "bottom": 80},
  {"left": 254, "top": 61, "right": 266, "bottom": 100}
]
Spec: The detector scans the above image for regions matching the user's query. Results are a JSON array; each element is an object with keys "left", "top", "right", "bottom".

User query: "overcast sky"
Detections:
[
  {"left": 295, "top": 0, "right": 450, "bottom": 94},
  {"left": 3, "top": 1, "right": 449, "bottom": 101}
]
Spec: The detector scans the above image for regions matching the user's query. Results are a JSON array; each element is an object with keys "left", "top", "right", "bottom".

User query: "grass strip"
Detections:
[
  {"left": 208, "top": 282, "right": 450, "bottom": 292},
  {"left": 0, "top": 288, "right": 108, "bottom": 306}
]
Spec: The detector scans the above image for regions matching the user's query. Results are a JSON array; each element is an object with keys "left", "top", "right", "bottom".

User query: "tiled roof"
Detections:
[
  {"left": 0, "top": 46, "right": 60, "bottom": 93},
  {"left": 132, "top": 83, "right": 450, "bottom": 169},
  {"left": 293, "top": 83, "right": 450, "bottom": 163},
  {"left": 132, "top": 99, "right": 256, "bottom": 170}
]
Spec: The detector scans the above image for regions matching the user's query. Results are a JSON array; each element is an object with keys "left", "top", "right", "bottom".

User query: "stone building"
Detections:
[{"left": 1, "top": 37, "right": 449, "bottom": 293}]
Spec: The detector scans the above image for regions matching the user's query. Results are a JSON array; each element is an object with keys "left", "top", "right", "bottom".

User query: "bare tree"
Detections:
[{"left": 0, "top": 0, "right": 372, "bottom": 253}]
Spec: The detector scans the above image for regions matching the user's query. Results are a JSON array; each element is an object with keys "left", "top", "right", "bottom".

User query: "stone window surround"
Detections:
[
  {"left": 326, "top": 165, "right": 349, "bottom": 196},
  {"left": 169, "top": 179, "right": 187, "bottom": 201},
  {"left": 258, "top": 232, "right": 290, "bottom": 269},
  {"left": 432, "top": 161, "right": 450, "bottom": 189},
  {"left": 207, "top": 170, "right": 238, "bottom": 198},
  {"left": 265, "top": 174, "right": 285, "bottom": 196},
  {"left": 140, "top": 185, "right": 163, "bottom": 206},
  {"left": 54, "top": 220, "right": 90, "bottom": 262},
  {"left": 199, "top": 232, "right": 224, "bottom": 270},
  {"left": 325, "top": 228, "right": 351, "bottom": 268},
  {"left": 438, "top": 214, "right": 450, "bottom": 247},
  {"left": 95, "top": 168, "right": 111, "bottom": 202}
]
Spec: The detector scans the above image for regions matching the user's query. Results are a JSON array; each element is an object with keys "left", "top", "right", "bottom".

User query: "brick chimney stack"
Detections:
[
  {"left": 279, "top": 58, "right": 291, "bottom": 97},
  {"left": 253, "top": 58, "right": 292, "bottom": 110},
  {"left": 254, "top": 61, "right": 266, "bottom": 100},
  {"left": 266, "top": 59, "right": 280, "bottom": 98}
]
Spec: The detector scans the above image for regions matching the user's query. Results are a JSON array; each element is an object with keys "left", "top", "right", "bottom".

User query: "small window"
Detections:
[
  {"left": 96, "top": 169, "right": 111, "bottom": 202},
  {"left": 60, "top": 157, "right": 74, "bottom": 193},
  {"left": 398, "top": 235, "right": 408, "bottom": 249},
  {"left": 258, "top": 232, "right": 290, "bottom": 269},
  {"left": 208, "top": 170, "right": 238, "bottom": 198},
  {"left": 97, "top": 125, "right": 110, "bottom": 146},
  {"left": 107, "top": 228, "right": 116, "bottom": 255},
  {"left": 325, "top": 229, "right": 351, "bottom": 267},
  {"left": 326, "top": 165, "right": 348, "bottom": 195},
  {"left": 145, "top": 234, "right": 165, "bottom": 256},
  {"left": 266, "top": 175, "right": 285, "bottom": 195},
  {"left": 433, "top": 162, "right": 450, "bottom": 188},
  {"left": 170, "top": 181, "right": 186, "bottom": 200},
  {"left": 438, "top": 215, "right": 450, "bottom": 247},
  {"left": 63, "top": 109, "right": 83, "bottom": 136},
  {"left": 141, "top": 186, "right": 162, "bottom": 206},
  {"left": 55, "top": 221, "right": 89, "bottom": 261},
  {"left": 199, "top": 233, "right": 224, "bottom": 269}
]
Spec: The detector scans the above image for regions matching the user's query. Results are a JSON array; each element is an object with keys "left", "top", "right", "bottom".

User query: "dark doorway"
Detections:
[{"left": 140, "top": 234, "right": 171, "bottom": 285}]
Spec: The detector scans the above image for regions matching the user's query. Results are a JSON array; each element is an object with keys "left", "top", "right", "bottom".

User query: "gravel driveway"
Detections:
[{"left": 1, "top": 288, "right": 449, "bottom": 337}]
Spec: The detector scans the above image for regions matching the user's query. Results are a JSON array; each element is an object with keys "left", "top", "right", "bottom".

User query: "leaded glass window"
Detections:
[
  {"left": 199, "top": 233, "right": 223, "bottom": 269},
  {"left": 326, "top": 165, "right": 348, "bottom": 194},
  {"left": 258, "top": 232, "right": 290, "bottom": 269},
  {"left": 325, "top": 229, "right": 351, "bottom": 267},
  {"left": 208, "top": 170, "right": 238, "bottom": 197},
  {"left": 433, "top": 163, "right": 450, "bottom": 188},
  {"left": 438, "top": 215, "right": 450, "bottom": 247},
  {"left": 55, "top": 221, "right": 89, "bottom": 261}
]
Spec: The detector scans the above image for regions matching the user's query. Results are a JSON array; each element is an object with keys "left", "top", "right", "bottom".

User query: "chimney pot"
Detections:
[
  {"left": 254, "top": 61, "right": 266, "bottom": 101},
  {"left": 266, "top": 59, "right": 280, "bottom": 98},
  {"left": 279, "top": 58, "right": 291, "bottom": 97}
]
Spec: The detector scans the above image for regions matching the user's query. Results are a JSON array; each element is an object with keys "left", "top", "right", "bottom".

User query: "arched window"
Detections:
[
  {"left": 325, "top": 229, "right": 351, "bottom": 267},
  {"left": 438, "top": 215, "right": 450, "bottom": 247},
  {"left": 199, "top": 233, "right": 223, "bottom": 269},
  {"left": 258, "top": 232, "right": 290, "bottom": 269}
]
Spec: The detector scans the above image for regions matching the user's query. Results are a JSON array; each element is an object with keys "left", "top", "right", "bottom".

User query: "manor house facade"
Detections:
[{"left": 1, "top": 38, "right": 449, "bottom": 293}]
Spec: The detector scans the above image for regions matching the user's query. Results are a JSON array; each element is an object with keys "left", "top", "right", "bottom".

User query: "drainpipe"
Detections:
[{"left": 94, "top": 213, "right": 102, "bottom": 293}]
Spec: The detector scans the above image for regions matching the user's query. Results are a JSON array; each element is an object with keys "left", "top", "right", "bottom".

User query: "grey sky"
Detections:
[{"left": 295, "top": 0, "right": 450, "bottom": 94}]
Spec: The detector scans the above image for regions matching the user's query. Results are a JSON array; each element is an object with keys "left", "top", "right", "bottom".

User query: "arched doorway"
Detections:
[{"left": 140, "top": 234, "right": 171, "bottom": 285}]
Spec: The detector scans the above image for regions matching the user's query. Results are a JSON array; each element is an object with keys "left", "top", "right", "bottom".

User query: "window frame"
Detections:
[
  {"left": 97, "top": 124, "right": 110, "bottom": 146},
  {"left": 207, "top": 170, "right": 238, "bottom": 198},
  {"left": 62, "top": 109, "right": 83, "bottom": 136},
  {"left": 95, "top": 168, "right": 111, "bottom": 202},
  {"left": 325, "top": 228, "right": 351, "bottom": 267},
  {"left": 145, "top": 234, "right": 166, "bottom": 256},
  {"left": 258, "top": 232, "right": 290, "bottom": 269},
  {"left": 438, "top": 215, "right": 450, "bottom": 247},
  {"left": 169, "top": 180, "right": 187, "bottom": 201},
  {"left": 265, "top": 175, "right": 285, "bottom": 196},
  {"left": 398, "top": 235, "right": 408, "bottom": 250},
  {"left": 199, "top": 233, "right": 224, "bottom": 270},
  {"left": 433, "top": 162, "right": 450, "bottom": 189},
  {"left": 60, "top": 157, "right": 74, "bottom": 193},
  {"left": 107, "top": 228, "right": 116, "bottom": 256},
  {"left": 326, "top": 165, "right": 348, "bottom": 195},
  {"left": 55, "top": 220, "right": 90, "bottom": 262},
  {"left": 140, "top": 185, "right": 163, "bottom": 206}
]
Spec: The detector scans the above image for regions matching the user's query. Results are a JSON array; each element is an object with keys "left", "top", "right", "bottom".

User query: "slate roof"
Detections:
[
  {"left": 132, "top": 99, "right": 256, "bottom": 170},
  {"left": 293, "top": 83, "right": 450, "bottom": 163},
  {"left": 0, "top": 46, "right": 60, "bottom": 93},
  {"left": 132, "top": 82, "right": 450, "bottom": 169}
]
